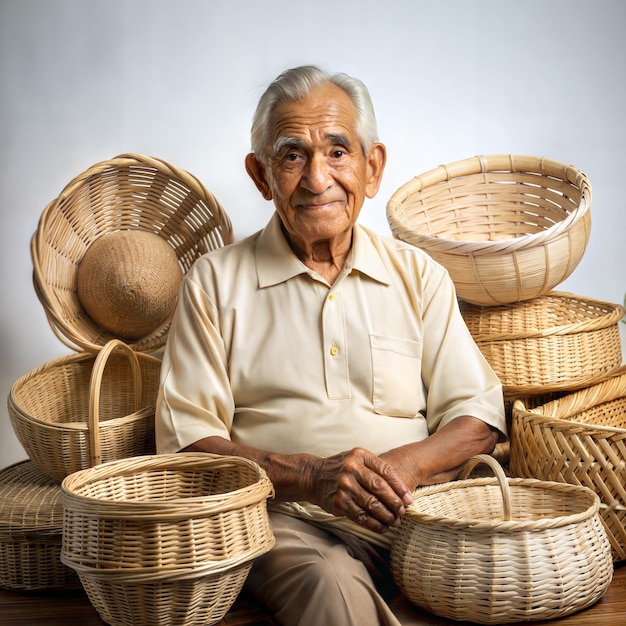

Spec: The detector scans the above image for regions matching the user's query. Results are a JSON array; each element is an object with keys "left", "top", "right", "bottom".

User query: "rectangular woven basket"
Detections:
[{"left": 510, "top": 367, "right": 626, "bottom": 561}]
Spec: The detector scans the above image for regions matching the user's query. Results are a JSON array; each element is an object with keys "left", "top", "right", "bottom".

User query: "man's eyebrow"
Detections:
[
  {"left": 326, "top": 133, "right": 352, "bottom": 149},
  {"left": 273, "top": 136, "right": 304, "bottom": 155}
]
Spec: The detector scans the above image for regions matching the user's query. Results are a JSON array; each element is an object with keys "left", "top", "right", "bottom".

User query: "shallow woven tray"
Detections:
[
  {"left": 511, "top": 368, "right": 626, "bottom": 561},
  {"left": 8, "top": 339, "right": 161, "bottom": 481},
  {"left": 386, "top": 154, "right": 591, "bottom": 306},
  {"left": 459, "top": 291, "right": 624, "bottom": 394},
  {"left": 0, "top": 461, "right": 80, "bottom": 591},
  {"left": 61, "top": 453, "right": 275, "bottom": 626},
  {"left": 390, "top": 455, "right": 613, "bottom": 624},
  {"left": 32, "top": 153, "right": 233, "bottom": 352}
]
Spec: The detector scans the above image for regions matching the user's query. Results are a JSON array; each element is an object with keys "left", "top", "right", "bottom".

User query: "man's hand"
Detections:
[{"left": 308, "top": 447, "right": 413, "bottom": 534}]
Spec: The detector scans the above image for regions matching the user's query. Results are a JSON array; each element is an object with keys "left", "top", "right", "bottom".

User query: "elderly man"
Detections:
[{"left": 156, "top": 65, "right": 506, "bottom": 625}]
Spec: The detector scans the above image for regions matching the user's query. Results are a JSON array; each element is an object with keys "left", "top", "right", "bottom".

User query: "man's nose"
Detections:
[{"left": 301, "top": 154, "right": 332, "bottom": 194}]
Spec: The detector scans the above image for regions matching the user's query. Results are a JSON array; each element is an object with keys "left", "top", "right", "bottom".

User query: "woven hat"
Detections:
[{"left": 77, "top": 230, "right": 183, "bottom": 340}]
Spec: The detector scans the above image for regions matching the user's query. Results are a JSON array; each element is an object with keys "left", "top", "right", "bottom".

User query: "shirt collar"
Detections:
[{"left": 256, "top": 212, "right": 391, "bottom": 288}]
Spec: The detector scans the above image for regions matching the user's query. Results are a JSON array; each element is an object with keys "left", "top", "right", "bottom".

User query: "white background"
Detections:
[{"left": 1, "top": 0, "right": 625, "bottom": 467}]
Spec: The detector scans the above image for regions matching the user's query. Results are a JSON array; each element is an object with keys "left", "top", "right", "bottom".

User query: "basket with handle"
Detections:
[
  {"left": 386, "top": 154, "right": 591, "bottom": 306},
  {"left": 8, "top": 339, "right": 160, "bottom": 481},
  {"left": 390, "top": 454, "right": 613, "bottom": 624},
  {"left": 0, "top": 460, "right": 81, "bottom": 591},
  {"left": 459, "top": 291, "right": 624, "bottom": 395},
  {"left": 61, "top": 452, "right": 276, "bottom": 626},
  {"left": 31, "top": 153, "right": 233, "bottom": 353},
  {"left": 511, "top": 367, "right": 626, "bottom": 561}
]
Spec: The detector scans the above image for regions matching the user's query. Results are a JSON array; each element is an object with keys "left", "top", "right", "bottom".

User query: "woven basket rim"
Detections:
[
  {"left": 512, "top": 368, "right": 626, "bottom": 435},
  {"left": 61, "top": 453, "right": 275, "bottom": 517},
  {"left": 405, "top": 475, "right": 600, "bottom": 533},
  {"left": 463, "top": 291, "right": 625, "bottom": 342},
  {"left": 386, "top": 154, "right": 591, "bottom": 255},
  {"left": 62, "top": 545, "right": 269, "bottom": 582},
  {"left": 9, "top": 350, "right": 162, "bottom": 430}
]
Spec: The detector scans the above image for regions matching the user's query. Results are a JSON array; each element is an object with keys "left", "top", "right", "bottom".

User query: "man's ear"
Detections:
[
  {"left": 364, "top": 143, "right": 387, "bottom": 199},
  {"left": 245, "top": 153, "right": 273, "bottom": 201}
]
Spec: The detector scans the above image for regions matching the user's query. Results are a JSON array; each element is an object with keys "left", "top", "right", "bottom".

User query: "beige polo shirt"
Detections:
[{"left": 156, "top": 213, "right": 506, "bottom": 456}]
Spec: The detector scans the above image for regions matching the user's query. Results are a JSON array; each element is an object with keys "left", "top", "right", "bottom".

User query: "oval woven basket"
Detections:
[
  {"left": 459, "top": 291, "right": 624, "bottom": 395},
  {"left": 61, "top": 453, "right": 275, "bottom": 626},
  {"left": 0, "top": 461, "right": 81, "bottom": 591},
  {"left": 511, "top": 368, "right": 626, "bottom": 562},
  {"left": 8, "top": 339, "right": 160, "bottom": 481},
  {"left": 31, "top": 153, "right": 234, "bottom": 352},
  {"left": 386, "top": 154, "right": 591, "bottom": 306},
  {"left": 390, "top": 455, "right": 613, "bottom": 624}
]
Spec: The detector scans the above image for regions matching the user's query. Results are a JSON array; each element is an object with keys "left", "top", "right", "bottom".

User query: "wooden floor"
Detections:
[{"left": 0, "top": 563, "right": 624, "bottom": 625}]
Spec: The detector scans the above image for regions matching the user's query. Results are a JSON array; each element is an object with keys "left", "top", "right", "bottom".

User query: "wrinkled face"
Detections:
[{"left": 247, "top": 82, "right": 385, "bottom": 251}]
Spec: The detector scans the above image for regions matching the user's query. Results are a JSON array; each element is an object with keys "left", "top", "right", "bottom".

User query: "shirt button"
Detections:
[
  {"left": 329, "top": 345, "right": 339, "bottom": 357},
  {"left": 328, "top": 294, "right": 334, "bottom": 301}
]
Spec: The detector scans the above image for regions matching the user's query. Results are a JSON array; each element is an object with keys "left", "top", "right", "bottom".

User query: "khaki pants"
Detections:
[{"left": 245, "top": 512, "right": 424, "bottom": 626}]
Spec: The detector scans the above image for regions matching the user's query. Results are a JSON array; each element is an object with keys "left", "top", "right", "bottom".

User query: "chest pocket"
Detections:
[{"left": 370, "top": 334, "right": 425, "bottom": 418}]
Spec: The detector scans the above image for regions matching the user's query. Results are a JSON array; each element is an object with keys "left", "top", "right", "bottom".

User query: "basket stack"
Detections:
[
  {"left": 390, "top": 455, "right": 613, "bottom": 624},
  {"left": 387, "top": 153, "right": 624, "bottom": 431},
  {"left": 511, "top": 369, "right": 626, "bottom": 561},
  {"left": 388, "top": 154, "right": 626, "bottom": 568},
  {"left": 61, "top": 453, "right": 276, "bottom": 626},
  {"left": 3, "top": 154, "right": 234, "bottom": 592}
]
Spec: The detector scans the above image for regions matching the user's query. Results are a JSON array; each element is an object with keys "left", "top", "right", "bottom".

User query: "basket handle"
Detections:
[
  {"left": 457, "top": 454, "right": 512, "bottom": 521},
  {"left": 88, "top": 339, "right": 143, "bottom": 467}
]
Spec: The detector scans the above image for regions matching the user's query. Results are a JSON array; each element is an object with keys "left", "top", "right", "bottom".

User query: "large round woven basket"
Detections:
[
  {"left": 61, "top": 453, "right": 275, "bottom": 626},
  {"left": 390, "top": 455, "right": 613, "bottom": 624},
  {"left": 32, "top": 153, "right": 233, "bottom": 352},
  {"left": 0, "top": 461, "right": 81, "bottom": 591},
  {"left": 386, "top": 154, "right": 591, "bottom": 306},
  {"left": 8, "top": 339, "right": 160, "bottom": 481},
  {"left": 459, "top": 291, "right": 624, "bottom": 395},
  {"left": 511, "top": 368, "right": 626, "bottom": 562}
]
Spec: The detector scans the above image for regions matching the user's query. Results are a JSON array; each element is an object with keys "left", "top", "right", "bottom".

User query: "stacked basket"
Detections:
[
  {"left": 387, "top": 154, "right": 626, "bottom": 565},
  {"left": 387, "top": 154, "right": 624, "bottom": 408},
  {"left": 61, "top": 453, "right": 275, "bottom": 626},
  {"left": 2, "top": 153, "right": 258, "bottom": 611}
]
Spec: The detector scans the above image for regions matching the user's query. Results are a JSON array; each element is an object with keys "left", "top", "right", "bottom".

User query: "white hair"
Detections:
[{"left": 250, "top": 65, "right": 379, "bottom": 161}]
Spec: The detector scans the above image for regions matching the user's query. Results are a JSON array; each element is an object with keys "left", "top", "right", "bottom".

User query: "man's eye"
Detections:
[
  {"left": 285, "top": 153, "right": 300, "bottom": 162},
  {"left": 332, "top": 150, "right": 345, "bottom": 158}
]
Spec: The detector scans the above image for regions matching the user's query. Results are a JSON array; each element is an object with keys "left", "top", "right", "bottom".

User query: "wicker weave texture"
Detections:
[
  {"left": 32, "top": 153, "right": 233, "bottom": 352},
  {"left": 460, "top": 292, "right": 624, "bottom": 394},
  {"left": 390, "top": 455, "right": 613, "bottom": 624},
  {"left": 511, "top": 370, "right": 626, "bottom": 561},
  {"left": 8, "top": 339, "right": 160, "bottom": 481},
  {"left": 79, "top": 563, "right": 252, "bottom": 626},
  {"left": 386, "top": 154, "right": 591, "bottom": 306},
  {"left": 61, "top": 453, "right": 275, "bottom": 626},
  {"left": 0, "top": 461, "right": 80, "bottom": 591}
]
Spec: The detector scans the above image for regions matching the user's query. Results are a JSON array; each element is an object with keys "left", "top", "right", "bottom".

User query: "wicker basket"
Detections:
[
  {"left": 61, "top": 453, "right": 275, "bottom": 626},
  {"left": 0, "top": 460, "right": 80, "bottom": 591},
  {"left": 8, "top": 339, "right": 160, "bottom": 481},
  {"left": 511, "top": 369, "right": 626, "bottom": 562},
  {"left": 386, "top": 154, "right": 591, "bottom": 306},
  {"left": 32, "top": 153, "right": 233, "bottom": 352},
  {"left": 390, "top": 455, "right": 613, "bottom": 624},
  {"left": 459, "top": 291, "right": 624, "bottom": 395}
]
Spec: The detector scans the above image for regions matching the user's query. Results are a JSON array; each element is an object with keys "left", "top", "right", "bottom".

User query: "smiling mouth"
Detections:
[{"left": 297, "top": 199, "right": 342, "bottom": 210}]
